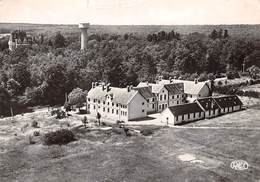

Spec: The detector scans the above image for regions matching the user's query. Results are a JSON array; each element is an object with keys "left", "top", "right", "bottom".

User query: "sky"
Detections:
[{"left": 0, "top": 0, "right": 260, "bottom": 25}]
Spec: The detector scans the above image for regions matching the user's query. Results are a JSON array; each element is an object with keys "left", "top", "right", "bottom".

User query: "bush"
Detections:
[
  {"left": 33, "top": 130, "right": 40, "bottom": 136},
  {"left": 43, "top": 129, "right": 75, "bottom": 145},
  {"left": 31, "top": 120, "right": 38, "bottom": 128},
  {"left": 140, "top": 129, "right": 154, "bottom": 136},
  {"left": 51, "top": 109, "right": 66, "bottom": 119},
  {"left": 116, "top": 120, "right": 125, "bottom": 125}
]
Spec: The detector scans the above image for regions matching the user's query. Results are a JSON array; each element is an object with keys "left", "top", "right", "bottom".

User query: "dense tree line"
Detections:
[{"left": 0, "top": 29, "right": 259, "bottom": 116}]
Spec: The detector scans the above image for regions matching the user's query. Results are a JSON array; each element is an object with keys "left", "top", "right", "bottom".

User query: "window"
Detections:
[
  {"left": 182, "top": 94, "right": 184, "bottom": 98},
  {"left": 98, "top": 100, "right": 100, "bottom": 104},
  {"left": 112, "top": 109, "right": 114, "bottom": 114},
  {"left": 164, "top": 95, "right": 166, "bottom": 100},
  {"left": 159, "top": 105, "right": 161, "bottom": 109},
  {"left": 152, "top": 104, "right": 154, "bottom": 109},
  {"left": 88, "top": 104, "right": 90, "bottom": 109},
  {"left": 172, "top": 95, "right": 174, "bottom": 99},
  {"left": 107, "top": 108, "right": 110, "bottom": 113},
  {"left": 160, "top": 95, "right": 162, "bottom": 101},
  {"left": 116, "top": 104, "right": 119, "bottom": 107},
  {"left": 116, "top": 110, "right": 118, "bottom": 115},
  {"left": 107, "top": 102, "right": 109, "bottom": 106},
  {"left": 199, "top": 112, "right": 201, "bottom": 117},
  {"left": 88, "top": 98, "right": 90, "bottom": 102},
  {"left": 142, "top": 109, "right": 145, "bottom": 113},
  {"left": 103, "top": 101, "right": 105, "bottom": 105},
  {"left": 177, "top": 101, "right": 179, "bottom": 105},
  {"left": 94, "top": 99, "right": 96, "bottom": 103},
  {"left": 188, "top": 114, "right": 190, "bottom": 119},
  {"left": 176, "top": 116, "right": 178, "bottom": 121},
  {"left": 93, "top": 105, "right": 96, "bottom": 109},
  {"left": 103, "top": 107, "right": 105, "bottom": 112},
  {"left": 142, "top": 102, "right": 145, "bottom": 105},
  {"left": 177, "top": 95, "right": 179, "bottom": 98},
  {"left": 182, "top": 115, "right": 184, "bottom": 120},
  {"left": 152, "top": 98, "right": 155, "bottom": 102},
  {"left": 112, "top": 103, "right": 114, "bottom": 106},
  {"left": 194, "top": 113, "right": 196, "bottom": 118}
]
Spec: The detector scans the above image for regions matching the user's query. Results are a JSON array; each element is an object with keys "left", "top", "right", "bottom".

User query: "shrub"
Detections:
[
  {"left": 33, "top": 130, "right": 40, "bottom": 136},
  {"left": 51, "top": 109, "right": 66, "bottom": 119},
  {"left": 81, "top": 116, "right": 88, "bottom": 128},
  {"left": 43, "top": 129, "right": 75, "bottom": 145},
  {"left": 140, "top": 129, "right": 154, "bottom": 136},
  {"left": 31, "top": 120, "right": 38, "bottom": 128},
  {"left": 116, "top": 120, "right": 125, "bottom": 125}
]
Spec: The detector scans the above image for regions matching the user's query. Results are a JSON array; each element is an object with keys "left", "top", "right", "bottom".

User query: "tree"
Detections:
[
  {"left": 247, "top": 65, "right": 260, "bottom": 79},
  {"left": 11, "top": 62, "right": 31, "bottom": 92},
  {"left": 81, "top": 116, "right": 88, "bottom": 128},
  {"left": 209, "top": 29, "right": 218, "bottom": 40},
  {"left": 54, "top": 32, "right": 66, "bottom": 48},
  {"left": 0, "top": 86, "right": 11, "bottom": 116},
  {"left": 68, "top": 88, "right": 87, "bottom": 111},
  {"left": 6, "top": 78, "right": 21, "bottom": 96},
  {"left": 224, "top": 29, "right": 229, "bottom": 38}
]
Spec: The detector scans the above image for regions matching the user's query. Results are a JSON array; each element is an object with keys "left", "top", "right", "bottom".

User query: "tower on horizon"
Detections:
[{"left": 79, "top": 23, "right": 90, "bottom": 50}]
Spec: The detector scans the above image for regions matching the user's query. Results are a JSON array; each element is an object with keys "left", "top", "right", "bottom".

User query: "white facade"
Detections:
[
  {"left": 161, "top": 109, "right": 205, "bottom": 125},
  {"left": 87, "top": 86, "right": 147, "bottom": 122}
]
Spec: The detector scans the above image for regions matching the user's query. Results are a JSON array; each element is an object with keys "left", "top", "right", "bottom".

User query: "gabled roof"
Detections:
[
  {"left": 133, "top": 87, "right": 155, "bottom": 99},
  {"left": 164, "top": 83, "right": 184, "bottom": 95},
  {"left": 159, "top": 79, "right": 209, "bottom": 95},
  {"left": 213, "top": 95, "right": 243, "bottom": 108},
  {"left": 166, "top": 103, "right": 204, "bottom": 116},
  {"left": 87, "top": 86, "right": 139, "bottom": 105},
  {"left": 137, "top": 82, "right": 164, "bottom": 94},
  {"left": 196, "top": 97, "right": 221, "bottom": 111}
]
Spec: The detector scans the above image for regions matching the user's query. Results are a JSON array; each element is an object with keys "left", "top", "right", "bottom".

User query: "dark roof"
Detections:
[
  {"left": 87, "top": 86, "right": 138, "bottom": 105},
  {"left": 196, "top": 97, "right": 221, "bottom": 111},
  {"left": 167, "top": 103, "right": 204, "bottom": 116},
  {"left": 133, "top": 87, "right": 155, "bottom": 99},
  {"left": 164, "top": 83, "right": 184, "bottom": 95},
  {"left": 213, "top": 95, "right": 243, "bottom": 108}
]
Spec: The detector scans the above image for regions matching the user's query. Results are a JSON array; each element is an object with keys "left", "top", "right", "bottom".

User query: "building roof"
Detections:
[
  {"left": 159, "top": 79, "right": 209, "bottom": 95},
  {"left": 87, "top": 86, "right": 139, "bottom": 105},
  {"left": 213, "top": 95, "right": 243, "bottom": 108},
  {"left": 164, "top": 83, "right": 184, "bottom": 95},
  {"left": 196, "top": 97, "right": 221, "bottom": 111},
  {"left": 133, "top": 86, "right": 155, "bottom": 99},
  {"left": 137, "top": 82, "right": 164, "bottom": 94},
  {"left": 166, "top": 103, "right": 204, "bottom": 116}
]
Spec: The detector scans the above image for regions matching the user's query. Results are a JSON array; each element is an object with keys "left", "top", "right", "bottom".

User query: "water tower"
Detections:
[{"left": 79, "top": 23, "right": 90, "bottom": 50}]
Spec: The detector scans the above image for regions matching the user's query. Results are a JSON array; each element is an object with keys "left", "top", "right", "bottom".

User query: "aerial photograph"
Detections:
[{"left": 0, "top": 0, "right": 260, "bottom": 181}]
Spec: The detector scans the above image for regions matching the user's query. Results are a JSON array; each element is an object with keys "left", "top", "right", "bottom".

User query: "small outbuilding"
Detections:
[{"left": 161, "top": 103, "right": 205, "bottom": 125}]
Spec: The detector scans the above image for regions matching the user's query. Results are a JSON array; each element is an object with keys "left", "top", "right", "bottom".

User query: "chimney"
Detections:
[
  {"left": 92, "top": 82, "right": 95, "bottom": 89},
  {"left": 102, "top": 84, "right": 105, "bottom": 91},
  {"left": 130, "top": 85, "right": 133, "bottom": 90},
  {"left": 194, "top": 78, "right": 198, "bottom": 84}
]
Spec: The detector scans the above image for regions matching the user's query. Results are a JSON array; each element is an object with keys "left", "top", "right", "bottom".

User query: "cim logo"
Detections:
[{"left": 230, "top": 160, "right": 249, "bottom": 171}]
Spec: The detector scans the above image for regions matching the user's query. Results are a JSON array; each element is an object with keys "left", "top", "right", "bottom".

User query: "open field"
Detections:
[{"left": 0, "top": 98, "right": 260, "bottom": 181}]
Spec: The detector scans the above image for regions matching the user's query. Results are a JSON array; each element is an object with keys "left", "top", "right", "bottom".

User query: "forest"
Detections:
[{"left": 0, "top": 26, "right": 260, "bottom": 116}]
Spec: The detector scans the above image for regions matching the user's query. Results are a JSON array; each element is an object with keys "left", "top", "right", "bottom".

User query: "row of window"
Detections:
[
  {"left": 159, "top": 94, "right": 184, "bottom": 101},
  {"left": 88, "top": 98, "right": 127, "bottom": 108},
  {"left": 89, "top": 104, "right": 128, "bottom": 116},
  {"left": 176, "top": 112, "right": 203, "bottom": 121}
]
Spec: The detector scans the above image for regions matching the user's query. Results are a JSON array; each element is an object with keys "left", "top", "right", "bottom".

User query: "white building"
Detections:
[
  {"left": 87, "top": 83, "right": 148, "bottom": 122},
  {"left": 137, "top": 82, "right": 185, "bottom": 112},
  {"left": 213, "top": 95, "right": 243, "bottom": 114},
  {"left": 159, "top": 79, "right": 211, "bottom": 102},
  {"left": 133, "top": 86, "right": 156, "bottom": 113},
  {"left": 161, "top": 103, "right": 205, "bottom": 125}
]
